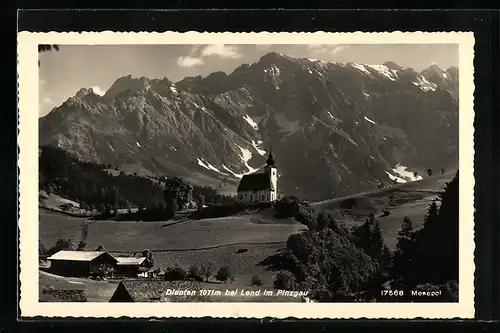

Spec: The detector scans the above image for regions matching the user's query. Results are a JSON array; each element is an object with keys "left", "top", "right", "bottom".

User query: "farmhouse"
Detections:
[
  {"left": 237, "top": 150, "right": 278, "bottom": 203},
  {"left": 114, "top": 256, "right": 148, "bottom": 278},
  {"left": 46, "top": 250, "right": 117, "bottom": 278}
]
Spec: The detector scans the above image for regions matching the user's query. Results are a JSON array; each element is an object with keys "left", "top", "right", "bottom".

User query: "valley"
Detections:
[{"left": 39, "top": 171, "right": 453, "bottom": 299}]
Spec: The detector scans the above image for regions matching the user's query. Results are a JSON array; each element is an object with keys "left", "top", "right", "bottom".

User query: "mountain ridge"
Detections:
[{"left": 39, "top": 52, "right": 459, "bottom": 201}]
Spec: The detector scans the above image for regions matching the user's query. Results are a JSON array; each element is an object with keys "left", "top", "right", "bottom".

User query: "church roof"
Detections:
[{"left": 237, "top": 173, "right": 275, "bottom": 192}]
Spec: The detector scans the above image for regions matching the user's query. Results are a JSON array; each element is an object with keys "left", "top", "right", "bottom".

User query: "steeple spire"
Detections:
[{"left": 266, "top": 148, "right": 275, "bottom": 167}]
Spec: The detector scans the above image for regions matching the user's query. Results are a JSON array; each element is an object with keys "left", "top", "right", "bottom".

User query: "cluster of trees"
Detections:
[
  {"left": 39, "top": 145, "right": 239, "bottom": 220},
  {"left": 39, "top": 238, "right": 108, "bottom": 258},
  {"left": 164, "top": 262, "right": 235, "bottom": 284},
  {"left": 391, "top": 171, "right": 459, "bottom": 297},
  {"left": 39, "top": 145, "right": 165, "bottom": 210},
  {"left": 264, "top": 171, "right": 459, "bottom": 302}
]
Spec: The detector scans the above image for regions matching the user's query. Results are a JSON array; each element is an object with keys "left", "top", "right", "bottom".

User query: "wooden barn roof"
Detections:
[
  {"left": 115, "top": 257, "right": 147, "bottom": 266},
  {"left": 237, "top": 173, "right": 274, "bottom": 192},
  {"left": 47, "top": 250, "right": 117, "bottom": 262}
]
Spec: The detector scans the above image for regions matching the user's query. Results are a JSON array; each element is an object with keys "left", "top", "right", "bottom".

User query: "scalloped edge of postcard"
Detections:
[{"left": 18, "top": 31, "right": 475, "bottom": 319}]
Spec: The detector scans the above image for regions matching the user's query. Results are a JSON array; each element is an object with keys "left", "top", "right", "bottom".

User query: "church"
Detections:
[{"left": 236, "top": 150, "right": 278, "bottom": 203}]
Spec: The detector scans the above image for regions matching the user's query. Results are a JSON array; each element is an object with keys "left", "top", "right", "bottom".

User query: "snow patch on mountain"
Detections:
[
  {"left": 197, "top": 158, "right": 227, "bottom": 176},
  {"left": 264, "top": 64, "right": 281, "bottom": 78},
  {"left": 364, "top": 116, "right": 376, "bottom": 125},
  {"left": 197, "top": 158, "right": 211, "bottom": 171},
  {"left": 243, "top": 114, "right": 259, "bottom": 130},
  {"left": 315, "top": 70, "right": 324, "bottom": 77},
  {"left": 251, "top": 140, "right": 266, "bottom": 156},
  {"left": 349, "top": 63, "right": 372, "bottom": 76},
  {"left": 237, "top": 145, "right": 259, "bottom": 174},
  {"left": 366, "top": 64, "right": 398, "bottom": 81},
  {"left": 385, "top": 171, "right": 407, "bottom": 183},
  {"left": 222, "top": 165, "right": 244, "bottom": 179},
  {"left": 413, "top": 76, "right": 437, "bottom": 92},
  {"left": 392, "top": 164, "right": 423, "bottom": 181}
]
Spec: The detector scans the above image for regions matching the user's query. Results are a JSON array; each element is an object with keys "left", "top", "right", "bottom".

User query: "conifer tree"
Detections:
[
  {"left": 396, "top": 216, "right": 415, "bottom": 253},
  {"left": 392, "top": 216, "right": 417, "bottom": 290},
  {"left": 424, "top": 200, "right": 439, "bottom": 227},
  {"left": 370, "top": 220, "right": 385, "bottom": 262}
]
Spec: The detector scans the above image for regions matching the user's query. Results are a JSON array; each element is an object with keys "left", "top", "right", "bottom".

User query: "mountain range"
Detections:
[{"left": 39, "top": 52, "right": 459, "bottom": 201}]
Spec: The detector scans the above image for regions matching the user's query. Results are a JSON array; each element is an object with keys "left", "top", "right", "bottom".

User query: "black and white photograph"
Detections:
[{"left": 18, "top": 32, "right": 475, "bottom": 318}]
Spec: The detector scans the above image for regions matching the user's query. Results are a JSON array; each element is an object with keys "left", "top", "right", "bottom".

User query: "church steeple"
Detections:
[{"left": 266, "top": 148, "right": 276, "bottom": 167}]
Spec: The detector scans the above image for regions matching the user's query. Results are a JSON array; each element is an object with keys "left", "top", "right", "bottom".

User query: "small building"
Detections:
[
  {"left": 46, "top": 250, "right": 117, "bottom": 278},
  {"left": 237, "top": 150, "right": 278, "bottom": 203},
  {"left": 114, "top": 256, "right": 148, "bottom": 278}
]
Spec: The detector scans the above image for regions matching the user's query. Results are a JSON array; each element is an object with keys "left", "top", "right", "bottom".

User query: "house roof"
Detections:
[
  {"left": 47, "top": 250, "right": 115, "bottom": 262},
  {"left": 237, "top": 172, "right": 274, "bottom": 192},
  {"left": 111, "top": 280, "right": 208, "bottom": 302},
  {"left": 115, "top": 257, "right": 147, "bottom": 266}
]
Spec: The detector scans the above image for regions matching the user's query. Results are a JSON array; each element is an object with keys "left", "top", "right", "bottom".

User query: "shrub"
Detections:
[
  {"left": 273, "top": 271, "right": 296, "bottom": 290},
  {"left": 215, "top": 266, "right": 235, "bottom": 283},
  {"left": 163, "top": 176, "right": 193, "bottom": 212},
  {"left": 200, "top": 261, "right": 215, "bottom": 282},
  {"left": 274, "top": 196, "right": 317, "bottom": 230},
  {"left": 141, "top": 249, "right": 155, "bottom": 268},
  {"left": 187, "top": 265, "right": 204, "bottom": 281},
  {"left": 251, "top": 275, "right": 263, "bottom": 286},
  {"left": 46, "top": 238, "right": 77, "bottom": 256},
  {"left": 76, "top": 241, "right": 86, "bottom": 251},
  {"left": 164, "top": 265, "right": 188, "bottom": 281}
]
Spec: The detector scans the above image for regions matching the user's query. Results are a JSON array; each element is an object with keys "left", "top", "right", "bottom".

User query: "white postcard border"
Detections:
[{"left": 18, "top": 31, "right": 475, "bottom": 319}]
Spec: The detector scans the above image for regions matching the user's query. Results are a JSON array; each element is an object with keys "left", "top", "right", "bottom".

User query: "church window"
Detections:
[{"left": 261, "top": 194, "right": 264, "bottom": 201}]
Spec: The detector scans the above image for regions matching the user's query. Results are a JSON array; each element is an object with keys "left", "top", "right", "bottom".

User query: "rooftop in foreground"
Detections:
[{"left": 46, "top": 251, "right": 108, "bottom": 261}]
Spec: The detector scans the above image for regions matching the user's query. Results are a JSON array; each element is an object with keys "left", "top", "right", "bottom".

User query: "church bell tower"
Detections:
[{"left": 264, "top": 149, "right": 278, "bottom": 200}]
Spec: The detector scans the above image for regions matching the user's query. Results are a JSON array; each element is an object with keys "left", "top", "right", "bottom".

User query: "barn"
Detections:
[
  {"left": 114, "top": 256, "right": 148, "bottom": 277},
  {"left": 46, "top": 250, "right": 118, "bottom": 278}
]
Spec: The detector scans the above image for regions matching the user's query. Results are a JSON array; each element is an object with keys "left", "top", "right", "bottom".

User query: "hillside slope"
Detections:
[{"left": 40, "top": 52, "right": 458, "bottom": 201}]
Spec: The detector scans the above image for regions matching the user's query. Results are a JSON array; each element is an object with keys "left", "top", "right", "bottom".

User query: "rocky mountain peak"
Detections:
[
  {"left": 383, "top": 61, "right": 404, "bottom": 71},
  {"left": 75, "top": 87, "right": 97, "bottom": 99},
  {"left": 104, "top": 75, "right": 157, "bottom": 100},
  {"left": 257, "top": 52, "right": 297, "bottom": 68}
]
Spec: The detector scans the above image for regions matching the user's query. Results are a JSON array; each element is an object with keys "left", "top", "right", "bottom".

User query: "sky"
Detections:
[{"left": 39, "top": 44, "right": 458, "bottom": 117}]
